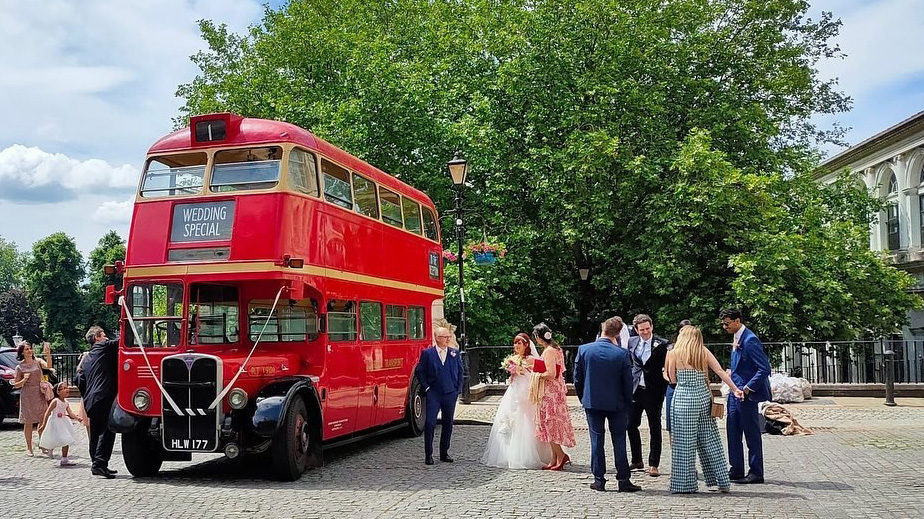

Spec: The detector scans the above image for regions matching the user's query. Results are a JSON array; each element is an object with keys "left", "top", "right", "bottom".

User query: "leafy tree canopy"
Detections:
[
  {"left": 0, "top": 236, "right": 26, "bottom": 294},
  {"left": 0, "top": 289, "right": 43, "bottom": 346},
  {"left": 84, "top": 230, "right": 126, "bottom": 336},
  {"left": 24, "top": 232, "right": 85, "bottom": 350},
  {"left": 177, "top": 0, "right": 918, "bottom": 343}
]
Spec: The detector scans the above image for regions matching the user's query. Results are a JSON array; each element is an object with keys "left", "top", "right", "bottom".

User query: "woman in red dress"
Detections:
[{"left": 533, "top": 323, "right": 576, "bottom": 470}]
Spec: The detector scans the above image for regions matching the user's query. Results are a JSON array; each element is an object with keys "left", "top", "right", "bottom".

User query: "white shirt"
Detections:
[
  {"left": 637, "top": 338, "right": 651, "bottom": 388},
  {"left": 733, "top": 326, "right": 746, "bottom": 349},
  {"left": 437, "top": 346, "right": 448, "bottom": 365}
]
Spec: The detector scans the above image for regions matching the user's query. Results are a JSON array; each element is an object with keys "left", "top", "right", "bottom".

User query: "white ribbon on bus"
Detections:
[
  {"left": 207, "top": 285, "right": 284, "bottom": 410},
  {"left": 119, "top": 295, "right": 184, "bottom": 417}
]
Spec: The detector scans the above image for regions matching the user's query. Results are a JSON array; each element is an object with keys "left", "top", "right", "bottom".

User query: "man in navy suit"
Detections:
[
  {"left": 574, "top": 317, "right": 641, "bottom": 492},
  {"left": 721, "top": 308, "right": 771, "bottom": 484},
  {"left": 415, "top": 326, "right": 464, "bottom": 465}
]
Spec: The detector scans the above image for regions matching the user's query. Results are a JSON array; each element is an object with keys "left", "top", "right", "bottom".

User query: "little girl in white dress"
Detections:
[{"left": 39, "top": 382, "right": 82, "bottom": 466}]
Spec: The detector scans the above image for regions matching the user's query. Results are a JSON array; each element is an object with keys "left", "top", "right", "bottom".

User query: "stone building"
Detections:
[{"left": 815, "top": 109, "right": 924, "bottom": 339}]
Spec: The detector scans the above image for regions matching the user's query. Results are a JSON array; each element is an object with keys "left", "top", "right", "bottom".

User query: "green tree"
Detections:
[
  {"left": 176, "top": 0, "right": 916, "bottom": 344},
  {"left": 0, "top": 236, "right": 25, "bottom": 293},
  {"left": 84, "top": 231, "right": 126, "bottom": 335},
  {"left": 0, "top": 289, "right": 44, "bottom": 346},
  {"left": 24, "top": 233, "right": 85, "bottom": 350}
]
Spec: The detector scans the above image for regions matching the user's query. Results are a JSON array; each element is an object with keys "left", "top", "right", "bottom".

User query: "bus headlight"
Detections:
[
  {"left": 133, "top": 389, "right": 151, "bottom": 412},
  {"left": 228, "top": 388, "right": 248, "bottom": 409}
]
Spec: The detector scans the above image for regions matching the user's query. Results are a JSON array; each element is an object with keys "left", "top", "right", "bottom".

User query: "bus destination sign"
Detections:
[{"left": 171, "top": 201, "right": 235, "bottom": 242}]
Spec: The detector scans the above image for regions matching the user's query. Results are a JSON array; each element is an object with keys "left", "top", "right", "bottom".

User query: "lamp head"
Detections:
[{"left": 447, "top": 152, "right": 468, "bottom": 187}]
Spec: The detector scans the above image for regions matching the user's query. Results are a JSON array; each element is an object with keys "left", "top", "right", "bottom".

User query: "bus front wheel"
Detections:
[
  {"left": 122, "top": 422, "right": 163, "bottom": 477},
  {"left": 271, "top": 397, "right": 310, "bottom": 481}
]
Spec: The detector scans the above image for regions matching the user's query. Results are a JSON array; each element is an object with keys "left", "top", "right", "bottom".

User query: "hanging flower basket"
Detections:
[
  {"left": 473, "top": 251, "right": 496, "bottom": 265},
  {"left": 467, "top": 240, "right": 506, "bottom": 265},
  {"left": 442, "top": 249, "right": 459, "bottom": 262}
]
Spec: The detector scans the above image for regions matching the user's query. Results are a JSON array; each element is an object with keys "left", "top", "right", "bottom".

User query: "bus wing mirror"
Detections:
[{"left": 105, "top": 285, "right": 121, "bottom": 305}]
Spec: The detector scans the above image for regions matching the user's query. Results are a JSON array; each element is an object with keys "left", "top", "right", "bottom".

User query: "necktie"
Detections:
[
  {"left": 438, "top": 348, "right": 447, "bottom": 365},
  {"left": 641, "top": 341, "right": 650, "bottom": 364}
]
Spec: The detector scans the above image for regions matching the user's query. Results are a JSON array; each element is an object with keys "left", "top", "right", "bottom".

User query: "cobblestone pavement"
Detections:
[{"left": 1, "top": 397, "right": 923, "bottom": 518}]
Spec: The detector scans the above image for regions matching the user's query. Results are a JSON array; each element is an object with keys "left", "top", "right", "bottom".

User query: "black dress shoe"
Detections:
[
  {"left": 589, "top": 482, "right": 606, "bottom": 492},
  {"left": 734, "top": 474, "right": 764, "bottom": 484},
  {"left": 92, "top": 468, "right": 116, "bottom": 479},
  {"left": 729, "top": 471, "right": 744, "bottom": 481},
  {"left": 425, "top": 457, "right": 435, "bottom": 465},
  {"left": 618, "top": 482, "right": 642, "bottom": 492},
  {"left": 104, "top": 468, "right": 118, "bottom": 475},
  {"left": 439, "top": 455, "right": 454, "bottom": 463},
  {"left": 629, "top": 462, "right": 644, "bottom": 471}
]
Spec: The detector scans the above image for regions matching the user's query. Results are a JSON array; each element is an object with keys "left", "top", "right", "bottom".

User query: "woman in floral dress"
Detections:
[
  {"left": 12, "top": 341, "right": 53, "bottom": 456},
  {"left": 533, "top": 323, "right": 576, "bottom": 470}
]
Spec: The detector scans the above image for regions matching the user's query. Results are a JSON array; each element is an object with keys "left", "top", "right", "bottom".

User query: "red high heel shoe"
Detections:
[{"left": 548, "top": 454, "right": 572, "bottom": 471}]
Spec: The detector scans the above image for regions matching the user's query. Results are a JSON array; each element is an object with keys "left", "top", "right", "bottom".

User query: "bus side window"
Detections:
[
  {"left": 379, "top": 187, "right": 403, "bottom": 228},
  {"left": 402, "top": 197, "right": 422, "bottom": 235},
  {"left": 352, "top": 174, "right": 380, "bottom": 219},
  {"left": 288, "top": 148, "right": 320, "bottom": 197},
  {"left": 422, "top": 208, "right": 439, "bottom": 241},
  {"left": 321, "top": 159, "right": 353, "bottom": 209},
  {"left": 327, "top": 299, "right": 357, "bottom": 341},
  {"left": 385, "top": 305, "right": 407, "bottom": 340},
  {"left": 409, "top": 306, "right": 425, "bottom": 340}
]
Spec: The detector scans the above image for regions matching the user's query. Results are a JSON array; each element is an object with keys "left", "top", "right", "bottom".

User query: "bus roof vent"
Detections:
[{"left": 190, "top": 113, "right": 244, "bottom": 145}]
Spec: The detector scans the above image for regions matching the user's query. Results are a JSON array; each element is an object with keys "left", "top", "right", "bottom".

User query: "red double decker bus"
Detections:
[{"left": 107, "top": 113, "right": 444, "bottom": 480}]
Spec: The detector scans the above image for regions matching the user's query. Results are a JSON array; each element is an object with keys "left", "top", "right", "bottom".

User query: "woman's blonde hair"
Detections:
[{"left": 671, "top": 325, "right": 709, "bottom": 373}]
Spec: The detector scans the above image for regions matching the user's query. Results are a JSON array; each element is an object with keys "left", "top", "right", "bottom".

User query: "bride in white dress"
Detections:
[{"left": 482, "top": 333, "right": 552, "bottom": 469}]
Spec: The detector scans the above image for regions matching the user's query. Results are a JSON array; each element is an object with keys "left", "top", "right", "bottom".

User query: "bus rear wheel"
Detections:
[
  {"left": 406, "top": 376, "right": 425, "bottom": 437},
  {"left": 122, "top": 421, "right": 163, "bottom": 477},
  {"left": 271, "top": 397, "right": 310, "bottom": 481}
]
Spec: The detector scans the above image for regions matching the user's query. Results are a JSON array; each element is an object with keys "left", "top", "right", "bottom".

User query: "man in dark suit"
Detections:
[
  {"left": 721, "top": 308, "right": 771, "bottom": 484},
  {"left": 415, "top": 326, "right": 464, "bottom": 465},
  {"left": 574, "top": 317, "right": 641, "bottom": 492},
  {"left": 79, "top": 325, "right": 120, "bottom": 479},
  {"left": 625, "top": 314, "right": 669, "bottom": 477}
]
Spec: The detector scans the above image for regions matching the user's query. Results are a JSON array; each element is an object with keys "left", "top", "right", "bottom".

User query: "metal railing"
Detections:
[
  {"left": 48, "top": 353, "right": 83, "bottom": 386},
  {"left": 465, "top": 339, "right": 924, "bottom": 387}
]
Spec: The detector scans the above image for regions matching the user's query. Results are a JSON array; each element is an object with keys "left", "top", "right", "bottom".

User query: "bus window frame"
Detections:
[
  {"left": 247, "top": 297, "right": 320, "bottom": 343},
  {"left": 385, "top": 304, "right": 407, "bottom": 341},
  {"left": 401, "top": 196, "right": 423, "bottom": 235},
  {"left": 359, "top": 301, "right": 384, "bottom": 341},
  {"left": 379, "top": 186, "right": 404, "bottom": 229},
  {"left": 327, "top": 299, "right": 358, "bottom": 342},
  {"left": 209, "top": 147, "right": 283, "bottom": 193},
  {"left": 124, "top": 279, "right": 186, "bottom": 348},
  {"left": 321, "top": 158, "right": 354, "bottom": 210},
  {"left": 351, "top": 172, "right": 380, "bottom": 220},
  {"left": 140, "top": 152, "right": 210, "bottom": 199},
  {"left": 408, "top": 306, "right": 426, "bottom": 340},
  {"left": 285, "top": 146, "right": 321, "bottom": 198}
]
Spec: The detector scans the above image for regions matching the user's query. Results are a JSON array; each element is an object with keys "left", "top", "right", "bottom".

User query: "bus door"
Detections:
[
  {"left": 323, "top": 299, "right": 361, "bottom": 437},
  {"left": 357, "top": 301, "right": 385, "bottom": 429}
]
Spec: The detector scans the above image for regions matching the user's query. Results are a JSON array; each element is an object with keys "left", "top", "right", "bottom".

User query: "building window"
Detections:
[
  {"left": 887, "top": 203, "right": 900, "bottom": 250},
  {"left": 888, "top": 173, "right": 898, "bottom": 195}
]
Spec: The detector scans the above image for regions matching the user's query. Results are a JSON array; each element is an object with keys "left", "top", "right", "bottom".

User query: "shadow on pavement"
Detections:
[{"left": 126, "top": 425, "right": 501, "bottom": 490}]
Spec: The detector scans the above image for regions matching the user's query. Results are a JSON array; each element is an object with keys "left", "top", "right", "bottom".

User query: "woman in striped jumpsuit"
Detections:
[{"left": 665, "top": 325, "right": 744, "bottom": 493}]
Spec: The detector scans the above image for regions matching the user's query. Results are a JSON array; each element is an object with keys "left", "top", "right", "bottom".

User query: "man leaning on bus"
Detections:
[{"left": 415, "top": 327, "right": 464, "bottom": 465}]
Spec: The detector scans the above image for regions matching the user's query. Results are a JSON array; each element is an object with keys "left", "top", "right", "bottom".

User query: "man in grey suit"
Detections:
[
  {"left": 574, "top": 316, "right": 641, "bottom": 493},
  {"left": 625, "top": 314, "right": 670, "bottom": 476}
]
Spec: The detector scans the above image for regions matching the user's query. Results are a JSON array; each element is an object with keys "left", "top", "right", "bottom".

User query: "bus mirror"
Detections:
[{"left": 105, "top": 285, "right": 121, "bottom": 305}]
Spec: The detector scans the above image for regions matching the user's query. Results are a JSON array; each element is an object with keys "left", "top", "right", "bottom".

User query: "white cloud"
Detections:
[
  {"left": 0, "top": 144, "right": 138, "bottom": 202},
  {"left": 92, "top": 198, "right": 134, "bottom": 225}
]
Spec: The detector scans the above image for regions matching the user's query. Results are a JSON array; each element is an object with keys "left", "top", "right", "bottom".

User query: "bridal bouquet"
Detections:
[{"left": 501, "top": 354, "right": 526, "bottom": 376}]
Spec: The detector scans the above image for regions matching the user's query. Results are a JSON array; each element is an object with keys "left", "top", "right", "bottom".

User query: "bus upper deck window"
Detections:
[
  {"left": 321, "top": 159, "right": 353, "bottom": 210},
  {"left": 210, "top": 147, "right": 281, "bottom": 192},
  {"left": 422, "top": 208, "right": 439, "bottom": 241},
  {"left": 379, "top": 187, "right": 403, "bottom": 228},
  {"left": 287, "top": 148, "right": 319, "bottom": 197},
  {"left": 402, "top": 197, "right": 422, "bottom": 235},
  {"left": 140, "top": 153, "right": 207, "bottom": 198}
]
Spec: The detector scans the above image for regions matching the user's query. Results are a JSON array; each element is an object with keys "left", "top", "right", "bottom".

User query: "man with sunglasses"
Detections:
[{"left": 720, "top": 308, "right": 771, "bottom": 484}]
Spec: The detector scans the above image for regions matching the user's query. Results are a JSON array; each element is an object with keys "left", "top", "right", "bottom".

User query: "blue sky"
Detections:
[{"left": 0, "top": 0, "right": 922, "bottom": 257}]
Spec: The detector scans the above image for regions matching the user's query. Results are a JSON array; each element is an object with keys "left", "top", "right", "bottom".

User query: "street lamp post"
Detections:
[
  {"left": 447, "top": 152, "right": 471, "bottom": 404},
  {"left": 578, "top": 266, "right": 591, "bottom": 342},
  {"left": 12, "top": 332, "right": 23, "bottom": 347}
]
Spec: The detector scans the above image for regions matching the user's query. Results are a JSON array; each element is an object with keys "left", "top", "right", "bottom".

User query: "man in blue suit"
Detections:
[
  {"left": 721, "top": 308, "right": 771, "bottom": 484},
  {"left": 574, "top": 317, "right": 641, "bottom": 492},
  {"left": 415, "top": 326, "right": 464, "bottom": 465}
]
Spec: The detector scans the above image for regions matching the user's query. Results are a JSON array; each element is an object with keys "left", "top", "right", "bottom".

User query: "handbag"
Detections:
[{"left": 711, "top": 398, "right": 725, "bottom": 419}]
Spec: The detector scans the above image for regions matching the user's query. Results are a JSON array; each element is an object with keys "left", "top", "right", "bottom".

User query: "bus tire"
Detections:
[
  {"left": 406, "top": 376, "right": 426, "bottom": 437},
  {"left": 271, "top": 397, "right": 310, "bottom": 481},
  {"left": 122, "top": 423, "right": 163, "bottom": 477}
]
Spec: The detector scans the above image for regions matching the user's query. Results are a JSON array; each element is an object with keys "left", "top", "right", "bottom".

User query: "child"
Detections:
[{"left": 38, "top": 382, "right": 82, "bottom": 467}]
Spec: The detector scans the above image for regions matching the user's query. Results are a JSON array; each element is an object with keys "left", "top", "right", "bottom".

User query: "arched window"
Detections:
[
  {"left": 919, "top": 163, "right": 924, "bottom": 246},
  {"left": 886, "top": 173, "right": 900, "bottom": 250}
]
